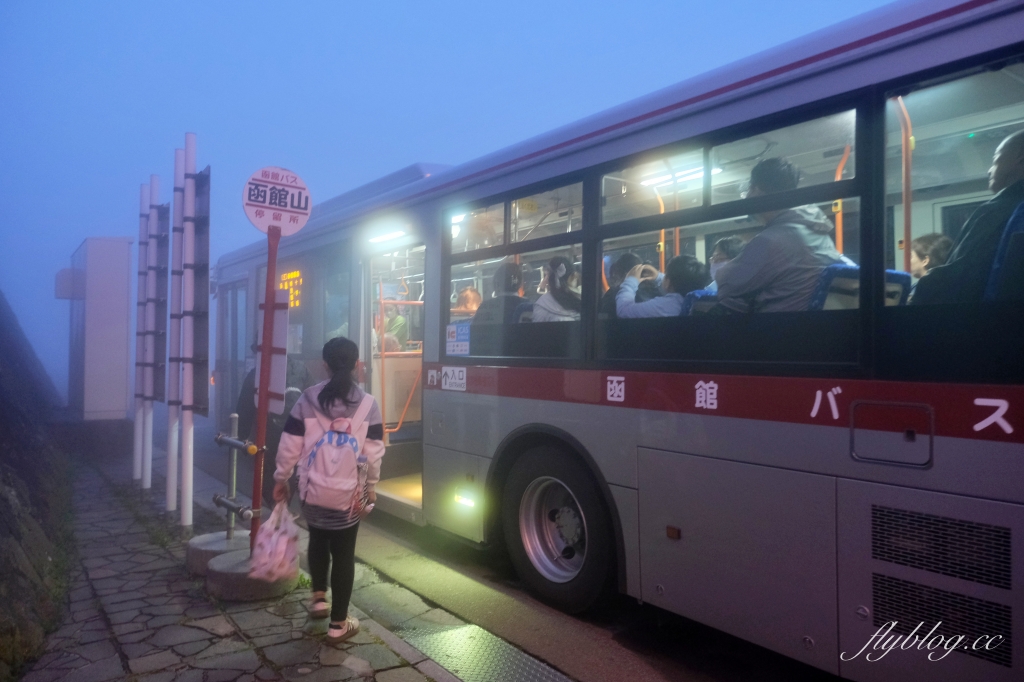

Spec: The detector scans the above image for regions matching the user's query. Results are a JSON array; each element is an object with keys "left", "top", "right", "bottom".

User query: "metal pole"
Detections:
[
  {"left": 143, "top": 175, "right": 159, "bottom": 490},
  {"left": 133, "top": 184, "right": 149, "bottom": 483},
  {"left": 167, "top": 150, "right": 184, "bottom": 511},
  {"left": 228, "top": 413, "right": 238, "bottom": 539},
  {"left": 250, "top": 224, "right": 282, "bottom": 551},
  {"left": 181, "top": 133, "right": 196, "bottom": 529}
]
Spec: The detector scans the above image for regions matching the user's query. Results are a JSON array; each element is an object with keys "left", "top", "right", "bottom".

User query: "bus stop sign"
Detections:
[{"left": 243, "top": 166, "right": 312, "bottom": 236}]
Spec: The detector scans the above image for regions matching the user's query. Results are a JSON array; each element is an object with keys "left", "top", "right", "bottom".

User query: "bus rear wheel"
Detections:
[{"left": 502, "top": 445, "right": 612, "bottom": 613}]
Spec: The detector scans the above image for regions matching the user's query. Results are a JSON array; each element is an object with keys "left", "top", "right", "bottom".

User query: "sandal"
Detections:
[
  {"left": 309, "top": 597, "right": 330, "bottom": 619},
  {"left": 326, "top": 616, "right": 359, "bottom": 642}
]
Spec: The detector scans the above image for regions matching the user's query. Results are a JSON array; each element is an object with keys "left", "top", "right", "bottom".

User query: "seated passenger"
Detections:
[
  {"left": 472, "top": 263, "right": 527, "bottom": 326},
  {"left": 533, "top": 256, "right": 581, "bottom": 322},
  {"left": 615, "top": 255, "right": 709, "bottom": 318},
  {"left": 714, "top": 158, "right": 844, "bottom": 312},
  {"left": 913, "top": 130, "right": 1024, "bottom": 305},
  {"left": 910, "top": 233, "right": 953, "bottom": 279},
  {"left": 451, "top": 286, "right": 482, "bottom": 320},
  {"left": 599, "top": 253, "right": 663, "bottom": 318},
  {"left": 383, "top": 305, "right": 408, "bottom": 347},
  {"left": 705, "top": 235, "right": 745, "bottom": 294}
]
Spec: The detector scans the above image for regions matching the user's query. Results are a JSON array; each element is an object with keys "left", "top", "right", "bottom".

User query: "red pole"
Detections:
[{"left": 251, "top": 224, "right": 281, "bottom": 551}]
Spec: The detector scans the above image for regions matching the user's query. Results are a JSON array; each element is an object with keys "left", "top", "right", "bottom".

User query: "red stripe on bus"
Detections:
[
  {"left": 397, "top": 0, "right": 1001, "bottom": 206},
  {"left": 423, "top": 363, "right": 1024, "bottom": 444}
]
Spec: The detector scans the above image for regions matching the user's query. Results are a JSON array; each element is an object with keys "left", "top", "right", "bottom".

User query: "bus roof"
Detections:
[{"left": 219, "top": 0, "right": 1022, "bottom": 267}]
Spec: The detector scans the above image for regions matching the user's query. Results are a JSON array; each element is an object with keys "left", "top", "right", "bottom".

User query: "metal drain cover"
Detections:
[{"left": 396, "top": 623, "right": 574, "bottom": 682}]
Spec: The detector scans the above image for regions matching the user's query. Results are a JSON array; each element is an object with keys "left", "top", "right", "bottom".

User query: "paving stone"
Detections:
[
  {"left": 192, "top": 649, "right": 261, "bottom": 671},
  {"left": 206, "top": 670, "right": 245, "bottom": 682},
  {"left": 105, "top": 599, "right": 150, "bottom": 614},
  {"left": 173, "top": 669, "right": 206, "bottom": 682},
  {"left": 188, "top": 615, "right": 235, "bottom": 637},
  {"left": 231, "top": 610, "right": 291, "bottom": 632},
  {"left": 195, "top": 638, "right": 252, "bottom": 660},
  {"left": 254, "top": 666, "right": 278, "bottom": 680},
  {"left": 251, "top": 631, "right": 296, "bottom": 648},
  {"left": 144, "top": 604, "right": 190, "bottom": 616},
  {"left": 350, "top": 583, "right": 430, "bottom": 629},
  {"left": 138, "top": 672, "right": 176, "bottom": 682},
  {"left": 149, "top": 614, "right": 186, "bottom": 628},
  {"left": 376, "top": 668, "right": 429, "bottom": 682},
  {"left": 73, "top": 607, "right": 102, "bottom": 622},
  {"left": 348, "top": 643, "right": 402, "bottom": 671},
  {"left": 284, "top": 666, "right": 356, "bottom": 682},
  {"left": 78, "top": 629, "right": 112, "bottom": 645},
  {"left": 67, "top": 640, "right": 116, "bottom": 663},
  {"left": 119, "top": 629, "right": 156, "bottom": 644},
  {"left": 149, "top": 624, "right": 212, "bottom": 647},
  {"left": 339, "top": 654, "right": 374, "bottom": 678},
  {"left": 270, "top": 600, "right": 306, "bottom": 617},
  {"left": 185, "top": 603, "right": 220, "bottom": 618},
  {"left": 63, "top": 655, "right": 126, "bottom": 682},
  {"left": 261, "top": 638, "right": 320, "bottom": 667},
  {"left": 129, "top": 650, "right": 182, "bottom": 675},
  {"left": 108, "top": 609, "right": 140, "bottom": 624},
  {"left": 173, "top": 639, "right": 211, "bottom": 657},
  {"left": 111, "top": 622, "right": 145, "bottom": 636},
  {"left": 122, "top": 642, "right": 158, "bottom": 658},
  {"left": 19, "top": 669, "right": 66, "bottom": 682}
]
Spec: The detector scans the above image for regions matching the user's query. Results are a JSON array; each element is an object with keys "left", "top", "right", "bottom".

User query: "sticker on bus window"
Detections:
[
  {"left": 446, "top": 323, "right": 470, "bottom": 356},
  {"left": 441, "top": 366, "right": 466, "bottom": 391}
]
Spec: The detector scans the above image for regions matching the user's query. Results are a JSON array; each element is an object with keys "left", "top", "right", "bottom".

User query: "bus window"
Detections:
[
  {"left": 449, "top": 245, "right": 582, "bottom": 358},
  {"left": 324, "top": 258, "right": 350, "bottom": 343},
  {"left": 511, "top": 183, "right": 583, "bottom": 242},
  {"left": 711, "top": 110, "right": 855, "bottom": 205},
  {"left": 450, "top": 202, "right": 503, "bottom": 253},
  {"left": 602, "top": 148, "right": 705, "bottom": 224},
  {"left": 879, "top": 64, "right": 1024, "bottom": 383}
]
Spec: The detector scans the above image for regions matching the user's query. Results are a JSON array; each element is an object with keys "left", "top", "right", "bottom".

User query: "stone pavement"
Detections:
[{"left": 21, "top": 462, "right": 460, "bottom": 682}]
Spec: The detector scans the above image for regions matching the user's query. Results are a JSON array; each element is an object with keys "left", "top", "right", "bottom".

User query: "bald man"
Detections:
[{"left": 914, "top": 130, "right": 1024, "bottom": 305}]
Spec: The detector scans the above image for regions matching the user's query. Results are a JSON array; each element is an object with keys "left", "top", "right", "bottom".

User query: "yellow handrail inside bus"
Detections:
[{"left": 833, "top": 144, "right": 851, "bottom": 254}]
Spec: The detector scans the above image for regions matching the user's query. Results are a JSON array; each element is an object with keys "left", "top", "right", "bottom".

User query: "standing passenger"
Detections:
[
  {"left": 714, "top": 158, "right": 844, "bottom": 312},
  {"left": 273, "top": 337, "right": 384, "bottom": 642},
  {"left": 532, "top": 256, "right": 582, "bottom": 322},
  {"left": 472, "top": 263, "right": 528, "bottom": 326}
]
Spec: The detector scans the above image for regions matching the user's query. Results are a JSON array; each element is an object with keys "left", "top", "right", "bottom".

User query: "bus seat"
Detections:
[
  {"left": 681, "top": 289, "right": 718, "bottom": 315},
  {"left": 512, "top": 301, "right": 533, "bottom": 323},
  {"left": 983, "top": 202, "right": 1024, "bottom": 302},
  {"left": 807, "top": 264, "right": 911, "bottom": 310}
]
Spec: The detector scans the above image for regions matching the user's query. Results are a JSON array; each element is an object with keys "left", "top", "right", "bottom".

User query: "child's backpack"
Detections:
[{"left": 300, "top": 393, "right": 375, "bottom": 511}]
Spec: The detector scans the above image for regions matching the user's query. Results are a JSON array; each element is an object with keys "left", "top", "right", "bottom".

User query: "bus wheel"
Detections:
[{"left": 502, "top": 445, "right": 612, "bottom": 613}]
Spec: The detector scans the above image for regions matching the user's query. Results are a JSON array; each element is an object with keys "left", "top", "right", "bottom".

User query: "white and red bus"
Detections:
[{"left": 215, "top": 1, "right": 1024, "bottom": 678}]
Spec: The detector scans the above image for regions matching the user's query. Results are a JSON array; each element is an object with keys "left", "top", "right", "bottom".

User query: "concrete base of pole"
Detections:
[
  {"left": 205, "top": 549, "right": 298, "bottom": 602},
  {"left": 186, "top": 531, "right": 251, "bottom": 576}
]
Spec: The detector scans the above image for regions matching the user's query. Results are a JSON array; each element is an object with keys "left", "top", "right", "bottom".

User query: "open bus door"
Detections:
[{"left": 363, "top": 246, "right": 426, "bottom": 524}]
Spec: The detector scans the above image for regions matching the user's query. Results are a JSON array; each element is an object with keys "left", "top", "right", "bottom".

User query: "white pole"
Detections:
[
  {"left": 133, "top": 184, "right": 149, "bottom": 483},
  {"left": 166, "top": 150, "right": 184, "bottom": 512},
  {"left": 143, "top": 175, "right": 159, "bottom": 489},
  {"left": 181, "top": 133, "right": 197, "bottom": 528}
]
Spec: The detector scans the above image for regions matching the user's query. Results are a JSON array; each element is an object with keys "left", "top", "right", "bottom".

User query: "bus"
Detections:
[{"left": 214, "top": 1, "right": 1024, "bottom": 679}]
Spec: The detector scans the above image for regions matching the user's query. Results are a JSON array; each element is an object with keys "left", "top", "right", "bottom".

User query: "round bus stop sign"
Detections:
[{"left": 242, "top": 166, "right": 312, "bottom": 236}]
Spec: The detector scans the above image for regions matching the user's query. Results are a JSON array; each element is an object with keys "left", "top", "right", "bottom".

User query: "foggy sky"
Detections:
[{"left": 0, "top": 0, "right": 895, "bottom": 400}]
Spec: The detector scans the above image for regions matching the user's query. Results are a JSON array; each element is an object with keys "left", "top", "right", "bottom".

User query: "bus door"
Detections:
[{"left": 363, "top": 245, "right": 426, "bottom": 525}]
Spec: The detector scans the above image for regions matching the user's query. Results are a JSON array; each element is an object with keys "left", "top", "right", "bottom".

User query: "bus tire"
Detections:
[{"left": 502, "top": 445, "right": 612, "bottom": 613}]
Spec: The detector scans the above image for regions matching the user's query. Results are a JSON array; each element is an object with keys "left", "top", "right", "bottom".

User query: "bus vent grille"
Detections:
[
  {"left": 872, "top": 573, "right": 1012, "bottom": 668},
  {"left": 872, "top": 505, "right": 1011, "bottom": 589}
]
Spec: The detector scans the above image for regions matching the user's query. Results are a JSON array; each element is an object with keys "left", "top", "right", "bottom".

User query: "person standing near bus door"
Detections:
[
  {"left": 273, "top": 337, "right": 384, "bottom": 642},
  {"left": 713, "top": 158, "right": 844, "bottom": 312},
  {"left": 615, "top": 255, "right": 709, "bottom": 317},
  {"left": 383, "top": 304, "right": 409, "bottom": 348},
  {"left": 912, "top": 130, "right": 1024, "bottom": 305},
  {"left": 532, "top": 256, "right": 582, "bottom": 321}
]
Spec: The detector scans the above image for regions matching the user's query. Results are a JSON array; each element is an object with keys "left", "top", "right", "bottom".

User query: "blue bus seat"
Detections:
[
  {"left": 983, "top": 201, "right": 1024, "bottom": 302},
  {"left": 512, "top": 301, "right": 533, "bottom": 323},
  {"left": 807, "top": 264, "right": 911, "bottom": 310},
  {"left": 681, "top": 289, "right": 719, "bottom": 315}
]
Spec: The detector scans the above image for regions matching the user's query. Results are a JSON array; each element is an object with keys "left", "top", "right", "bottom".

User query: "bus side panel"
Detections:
[
  {"left": 423, "top": 443, "right": 487, "bottom": 543},
  {"left": 838, "top": 480, "right": 1022, "bottom": 682},
  {"left": 638, "top": 447, "right": 839, "bottom": 674},
  {"left": 609, "top": 484, "right": 641, "bottom": 599}
]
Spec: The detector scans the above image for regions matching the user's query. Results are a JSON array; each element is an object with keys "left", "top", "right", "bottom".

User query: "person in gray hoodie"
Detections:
[{"left": 714, "top": 158, "right": 844, "bottom": 313}]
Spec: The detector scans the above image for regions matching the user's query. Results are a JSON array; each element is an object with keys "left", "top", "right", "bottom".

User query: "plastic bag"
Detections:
[{"left": 249, "top": 502, "right": 299, "bottom": 582}]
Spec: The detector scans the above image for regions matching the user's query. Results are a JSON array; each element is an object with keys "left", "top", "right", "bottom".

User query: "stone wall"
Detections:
[{"left": 0, "top": 291, "right": 73, "bottom": 681}]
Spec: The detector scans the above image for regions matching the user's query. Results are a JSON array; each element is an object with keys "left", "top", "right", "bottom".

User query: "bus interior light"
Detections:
[
  {"left": 369, "top": 230, "right": 406, "bottom": 243},
  {"left": 451, "top": 214, "right": 465, "bottom": 223}
]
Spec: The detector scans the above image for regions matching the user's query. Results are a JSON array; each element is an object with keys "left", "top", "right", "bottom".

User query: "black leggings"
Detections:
[{"left": 307, "top": 523, "right": 360, "bottom": 621}]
